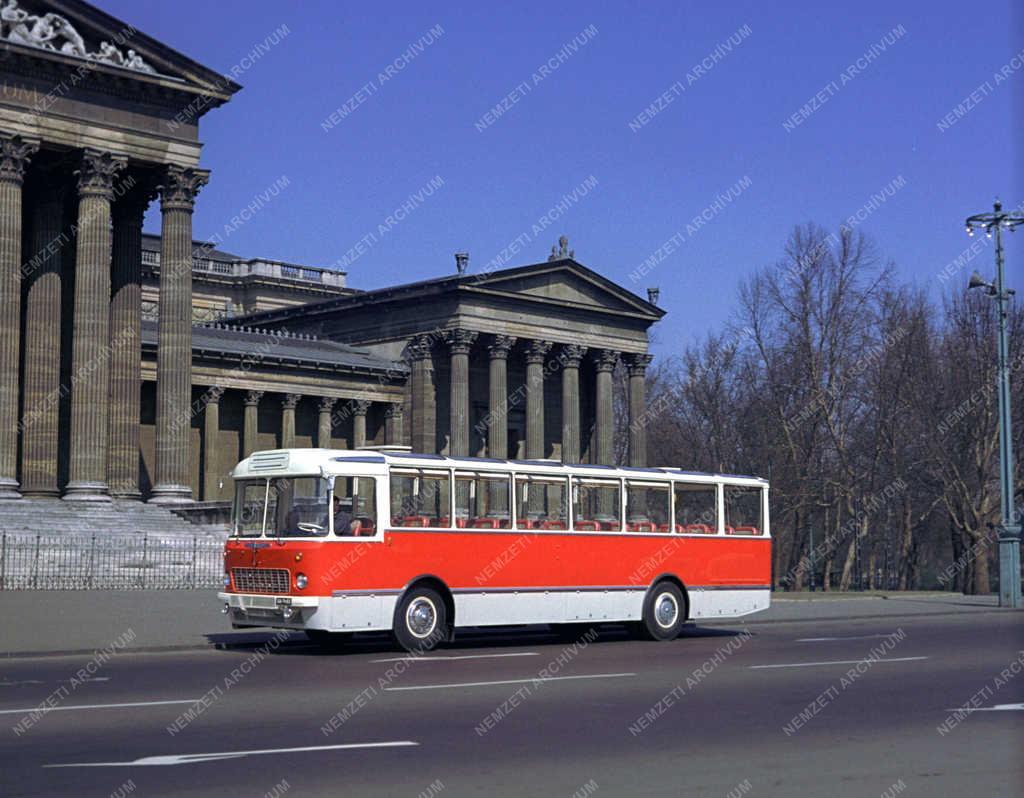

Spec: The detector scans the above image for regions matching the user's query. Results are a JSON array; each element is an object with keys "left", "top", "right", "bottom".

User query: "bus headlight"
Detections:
[
  {"left": 295, "top": 573, "right": 308, "bottom": 590},
  {"left": 223, "top": 574, "right": 231, "bottom": 588}
]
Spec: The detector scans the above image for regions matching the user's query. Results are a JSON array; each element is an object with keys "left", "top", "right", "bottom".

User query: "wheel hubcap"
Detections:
[
  {"left": 406, "top": 597, "right": 438, "bottom": 638},
  {"left": 655, "top": 593, "right": 678, "bottom": 629}
]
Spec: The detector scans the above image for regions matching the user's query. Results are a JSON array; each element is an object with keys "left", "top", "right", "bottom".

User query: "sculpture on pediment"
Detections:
[
  {"left": 0, "top": 1, "right": 160, "bottom": 76},
  {"left": 123, "top": 49, "right": 155, "bottom": 73},
  {"left": 94, "top": 40, "right": 123, "bottom": 66},
  {"left": 547, "top": 235, "right": 575, "bottom": 261},
  {"left": 51, "top": 15, "right": 85, "bottom": 57},
  {"left": 1, "top": 0, "right": 29, "bottom": 37},
  {"left": 3, "top": 5, "right": 57, "bottom": 49}
]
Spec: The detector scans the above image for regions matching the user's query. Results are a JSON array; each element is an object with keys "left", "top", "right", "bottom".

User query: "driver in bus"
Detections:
[{"left": 329, "top": 495, "right": 358, "bottom": 536}]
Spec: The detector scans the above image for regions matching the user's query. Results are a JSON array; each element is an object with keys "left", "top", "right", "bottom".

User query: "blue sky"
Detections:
[{"left": 104, "top": 0, "right": 1022, "bottom": 357}]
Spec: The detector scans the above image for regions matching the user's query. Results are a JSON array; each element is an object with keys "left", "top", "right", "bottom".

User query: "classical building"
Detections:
[{"left": 0, "top": 0, "right": 663, "bottom": 507}]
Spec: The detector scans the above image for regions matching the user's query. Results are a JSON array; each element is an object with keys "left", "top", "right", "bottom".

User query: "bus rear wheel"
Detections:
[
  {"left": 640, "top": 582, "right": 685, "bottom": 641},
  {"left": 394, "top": 586, "right": 448, "bottom": 652}
]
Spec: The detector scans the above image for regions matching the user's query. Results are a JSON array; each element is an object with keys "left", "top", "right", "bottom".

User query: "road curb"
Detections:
[{"left": 702, "top": 607, "right": 1021, "bottom": 628}]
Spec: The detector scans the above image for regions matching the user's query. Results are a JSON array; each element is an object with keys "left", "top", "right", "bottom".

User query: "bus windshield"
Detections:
[
  {"left": 233, "top": 476, "right": 331, "bottom": 537},
  {"left": 230, "top": 477, "right": 378, "bottom": 540}
]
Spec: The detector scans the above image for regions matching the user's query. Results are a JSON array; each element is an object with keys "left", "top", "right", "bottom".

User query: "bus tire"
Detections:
[
  {"left": 394, "top": 586, "right": 447, "bottom": 652},
  {"left": 641, "top": 581, "right": 685, "bottom": 641}
]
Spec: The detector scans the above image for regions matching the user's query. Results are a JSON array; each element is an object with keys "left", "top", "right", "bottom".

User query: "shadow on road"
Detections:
[{"left": 204, "top": 622, "right": 753, "bottom": 657}]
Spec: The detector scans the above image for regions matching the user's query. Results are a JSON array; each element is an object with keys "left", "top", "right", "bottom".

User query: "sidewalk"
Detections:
[{"left": 0, "top": 590, "right": 1014, "bottom": 658}]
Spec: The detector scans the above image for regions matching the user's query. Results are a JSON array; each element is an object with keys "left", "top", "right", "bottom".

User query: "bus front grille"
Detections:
[{"left": 232, "top": 568, "right": 290, "bottom": 594}]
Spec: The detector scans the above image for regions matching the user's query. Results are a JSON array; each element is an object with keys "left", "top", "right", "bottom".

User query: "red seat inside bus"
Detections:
[
  {"left": 659, "top": 523, "right": 684, "bottom": 533},
  {"left": 471, "top": 518, "right": 503, "bottom": 529},
  {"left": 627, "top": 521, "right": 657, "bottom": 533},
  {"left": 397, "top": 515, "right": 431, "bottom": 527},
  {"left": 540, "top": 520, "right": 566, "bottom": 530},
  {"left": 728, "top": 525, "right": 760, "bottom": 535},
  {"left": 685, "top": 523, "right": 715, "bottom": 534},
  {"left": 575, "top": 520, "right": 600, "bottom": 531}
]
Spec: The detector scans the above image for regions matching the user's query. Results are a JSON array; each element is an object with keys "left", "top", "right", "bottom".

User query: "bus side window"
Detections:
[
  {"left": 352, "top": 477, "right": 377, "bottom": 536},
  {"left": 455, "top": 472, "right": 512, "bottom": 529},
  {"left": 674, "top": 483, "right": 717, "bottom": 533},
  {"left": 515, "top": 476, "right": 568, "bottom": 530},
  {"left": 390, "top": 470, "right": 450, "bottom": 527},
  {"left": 573, "top": 479, "right": 621, "bottom": 531},
  {"left": 626, "top": 482, "right": 670, "bottom": 532},
  {"left": 724, "top": 485, "right": 762, "bottom": 535}
]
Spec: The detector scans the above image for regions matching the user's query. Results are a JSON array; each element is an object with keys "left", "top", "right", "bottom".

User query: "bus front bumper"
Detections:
[{"left": 218, "top": 592, "right": 320, "bottom": 625}]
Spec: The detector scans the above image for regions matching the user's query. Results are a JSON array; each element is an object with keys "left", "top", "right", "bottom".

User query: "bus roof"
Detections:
[{"left": 232, "top": 448, "right": 769, "bottom": 486}]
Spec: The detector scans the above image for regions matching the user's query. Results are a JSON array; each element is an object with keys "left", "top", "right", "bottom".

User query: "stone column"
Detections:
[
  {"left": 150, "top": 165, "right": 208, "bottom": 504},
  {"left": 20, "top": 174, "right": 64, "bottom": 498},
  {"left": 317, "top": 397, "right": 336, "bottom": 448},
  {"left": 626, "top": 353, "right": 654, "bottom": 467},
  {"left": 243, "top": 390, "right": 263, "bottom": 457},
  {"left": 487, "top": 335, "right": 516, "bottom": 459},
  {"left": 385, "top": 402, "right": 404, "bottom": 445},
  {"left": 281, "top": 393, "right": 300, "bottom": 448},
  {"left": 108, "top": 177, "right": 156, "bottom": 499},
  {"left": 560, "top": 345, "right": 587, "bottom": 464},
  {"left": 446, "top": 329, "right": 477, "bottom": 457},
  {"left": 65, "top": 149, "right": 126, "bottom": 501},
  {"left": 352, "top": 399, "right": 370, "bottom": 449},
  {"left": 202, "top": 389, "right": 222, "bottom": 500},
  {"left": 408, "top": 334, "right": 436, "bottom": 454},
  {"left": 0, "top": 134, "right": 37, "bottom": 499},
  {"left": 524, "top": 340, "right": 552, "bottom": 460},
  {"left": 594, "top": 350, "right": 618, "bottom": 466}
]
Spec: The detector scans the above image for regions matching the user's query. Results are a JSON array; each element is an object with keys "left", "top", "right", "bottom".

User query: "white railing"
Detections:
[{"left": 142, "top": 251, "right": 345, "bottom": 288}]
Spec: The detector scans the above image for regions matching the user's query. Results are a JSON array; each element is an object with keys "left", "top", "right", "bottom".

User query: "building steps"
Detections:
[{"left": 0, "top": 499, "right": 228, "bottom": 538}]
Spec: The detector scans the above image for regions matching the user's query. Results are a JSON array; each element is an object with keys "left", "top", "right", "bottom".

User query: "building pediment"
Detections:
[
  {"left": 466, "top": 260, "right": 663, "bottom": 320},
  {"left": 0, "top": 0, "right": 240, "bottom": 104}
]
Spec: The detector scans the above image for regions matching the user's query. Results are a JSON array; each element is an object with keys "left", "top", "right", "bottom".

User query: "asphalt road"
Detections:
[{"left": 1, "top": 610, "right": 1021, "bottom": 798}]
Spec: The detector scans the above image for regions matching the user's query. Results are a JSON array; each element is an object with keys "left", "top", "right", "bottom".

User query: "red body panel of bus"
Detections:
[{"left": 224, "top": 530, "right": 771, "bottom": 596}]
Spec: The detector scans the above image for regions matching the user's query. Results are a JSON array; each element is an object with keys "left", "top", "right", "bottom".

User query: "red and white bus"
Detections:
[{"left": 218, "top": 449, "right": 771, "bottom": 650}]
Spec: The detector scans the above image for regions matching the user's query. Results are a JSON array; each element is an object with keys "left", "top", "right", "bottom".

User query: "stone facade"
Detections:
[
  {"left": 0, "top": 1, "right": 663, "bottom": 507},
  {"left": 235, "top": 257, "right": 664, "bottom": 469}
]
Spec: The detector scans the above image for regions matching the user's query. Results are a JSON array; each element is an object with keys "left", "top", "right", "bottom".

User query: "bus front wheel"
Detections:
[
  {"left": 640, "top": 582, "right": 686, "bottom": 641},
  {"left": 394, "top": 586, "right": 448, "bottom": 652}
]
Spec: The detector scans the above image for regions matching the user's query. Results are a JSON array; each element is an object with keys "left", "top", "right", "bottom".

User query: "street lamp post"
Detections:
[{"left": 965, "top": 199, "right": 1022, "bottom": 608}]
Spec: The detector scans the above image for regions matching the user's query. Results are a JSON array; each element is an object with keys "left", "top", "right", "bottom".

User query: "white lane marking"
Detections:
[
  {"left": 750, "top": 656, "right": 928, "bottom": 670},
  {"left": 384, "top": 672, "right": 636, "bottom": 691},
  {"left": 796, "top": 634, "right": 902, "bottom": 642},
  {"left": 0, "top": 676, "right": 109, "bottom": 687},
  {"left": 44, "top": 740, "right": 419, "bottom": 768},
  {"left": 0, "top": 699, "right": 200, "bottom": 716},
  {"left": 944, "top": 703, "right": 1024, "bottom": 713},
  {"left": 369, "top": 652, "right": 540, "bottom": 663}
]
